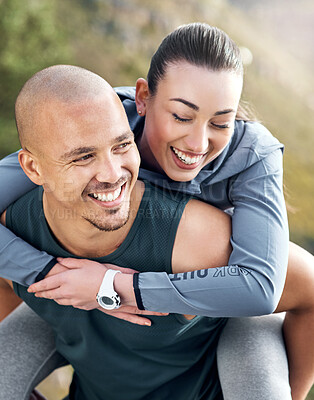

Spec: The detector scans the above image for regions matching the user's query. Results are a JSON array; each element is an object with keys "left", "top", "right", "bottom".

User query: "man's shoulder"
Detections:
[
  {"left": 172, "top": 198, "right": 231, "bottom": 273},
  {"left": 142, "top": 180, "right": 191, "bottom": 211},
  {"left": 7, "top": 186, "right": 42, "bottom": 211},
  {"left": 6, "top": 187, "right": 43, "bottom": 231}
]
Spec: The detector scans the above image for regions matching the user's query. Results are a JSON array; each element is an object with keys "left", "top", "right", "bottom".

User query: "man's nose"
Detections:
[{"left": 95, "top": 157, "right": 121, "bottom": 183}]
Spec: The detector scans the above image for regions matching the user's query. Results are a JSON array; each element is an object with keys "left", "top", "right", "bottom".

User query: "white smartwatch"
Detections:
[{"left": 96, "top": 269, "right": 121, "bottom": 310}]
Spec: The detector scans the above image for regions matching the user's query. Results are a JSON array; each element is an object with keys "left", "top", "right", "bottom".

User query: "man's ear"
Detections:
[
  {"left": 135, "top": 78, "right": 150, "bottom": 116},
  {"left": 18, "top": 150, "right": 43, "bottom": 186}
]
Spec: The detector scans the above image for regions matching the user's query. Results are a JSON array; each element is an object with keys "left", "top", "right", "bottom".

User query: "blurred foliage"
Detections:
[{"left": 0, "top": 0, "right": 71, "bottom": 156}]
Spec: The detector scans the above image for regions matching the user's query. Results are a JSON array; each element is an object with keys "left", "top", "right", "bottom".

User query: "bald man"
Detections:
[{"left": 0, "top": 65, "right": 233, "bottom": 400}]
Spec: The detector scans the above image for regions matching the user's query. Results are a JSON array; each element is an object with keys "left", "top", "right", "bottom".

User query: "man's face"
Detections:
[{"left": 36, "top": 92, "right": 140, "bottom": 232}]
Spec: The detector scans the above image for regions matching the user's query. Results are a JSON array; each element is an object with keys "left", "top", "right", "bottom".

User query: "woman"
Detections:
[{"left": 0, "top": 23, "right": 313, "bottom": 399}]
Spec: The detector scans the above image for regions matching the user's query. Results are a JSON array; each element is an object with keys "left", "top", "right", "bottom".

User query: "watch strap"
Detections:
[
  {"left": 96, "top": 269, "right": 121, "bottom": 310},
  {"left": 98, "top": 269, "right": 121, "bottom": 295}
]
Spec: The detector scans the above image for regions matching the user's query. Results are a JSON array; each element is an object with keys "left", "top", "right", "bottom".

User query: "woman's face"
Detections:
[{"left": 137, "top": 62, "right": 243, "bottom": 182}]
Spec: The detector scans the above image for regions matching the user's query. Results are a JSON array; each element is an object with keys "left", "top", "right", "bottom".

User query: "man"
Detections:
[{"left": 1, "top": 65, "right": 233, "bottom": 400}]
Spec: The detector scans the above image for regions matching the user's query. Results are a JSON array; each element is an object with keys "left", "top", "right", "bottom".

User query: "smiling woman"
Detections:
[{"left": 136, "top": 65, "right": 242, "bottom": 181}]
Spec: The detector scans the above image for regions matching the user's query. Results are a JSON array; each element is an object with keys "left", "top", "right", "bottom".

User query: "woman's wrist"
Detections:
[{"left": 114, "top": 272, "right": 136, "bottom": 307}]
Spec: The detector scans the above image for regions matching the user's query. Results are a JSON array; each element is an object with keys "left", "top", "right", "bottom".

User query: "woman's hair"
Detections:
[{"left": 147, "top": 22, "right": 255, "bottom": 121}]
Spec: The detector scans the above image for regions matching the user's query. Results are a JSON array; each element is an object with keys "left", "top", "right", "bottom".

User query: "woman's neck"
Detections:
[{"left": 136, "top": 131, "right": 164, "bottom": 174}]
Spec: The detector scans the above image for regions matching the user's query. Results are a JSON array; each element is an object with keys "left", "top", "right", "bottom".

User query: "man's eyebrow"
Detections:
[
  {"left": 59, "top": 132, "right": 134, "bottom": 161},
  {"left": 111, "top": 131, "right": 134, "bottom": 145},
  {"left": 169, "top": 98, "right": 199, "bottom": 111},
  {"left": 60, "top": 147, "right": 97, "bottom": 161},
  {"left": 214, "top": 109, "right": 236, "bottom": 116}
]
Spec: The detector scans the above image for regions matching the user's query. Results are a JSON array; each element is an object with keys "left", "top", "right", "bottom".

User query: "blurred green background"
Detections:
[{"left": 0, "top": 0, "right": 313, "bottom": 398}]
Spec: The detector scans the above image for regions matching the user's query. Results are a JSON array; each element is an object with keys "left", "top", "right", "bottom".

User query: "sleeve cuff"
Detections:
[
  {"left": 35, "top": 258, "right": 58, "bottom": 282},
  {"left": 133, "top": 273, "right": 145, "bottom": 310}
]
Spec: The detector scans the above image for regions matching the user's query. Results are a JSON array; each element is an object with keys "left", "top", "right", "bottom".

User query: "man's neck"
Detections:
[{"left": 43, "top": 181, "right": 145, "bottom": 258}]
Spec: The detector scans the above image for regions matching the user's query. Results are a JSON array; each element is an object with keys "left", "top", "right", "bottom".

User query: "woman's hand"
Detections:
[{"left": 27, "top": 257, "right": 167, "bottom": 326}]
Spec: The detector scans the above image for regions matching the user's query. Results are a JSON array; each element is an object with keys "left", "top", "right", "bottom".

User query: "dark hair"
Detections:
[{"left": 147, "top": 23, "right": 255, "bottom": 121}]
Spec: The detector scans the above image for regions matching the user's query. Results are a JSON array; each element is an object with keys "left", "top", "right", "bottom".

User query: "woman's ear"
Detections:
[
  {"left": 18, "top": 150, "right": 43, "bottom": 186},
  {"left": 135, "top": 78, "right": 150, "bottom": 116}
]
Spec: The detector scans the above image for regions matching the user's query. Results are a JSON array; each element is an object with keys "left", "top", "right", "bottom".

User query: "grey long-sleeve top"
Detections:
[{"left": 0, "top": 87, "right": 289, "bottom": 317}]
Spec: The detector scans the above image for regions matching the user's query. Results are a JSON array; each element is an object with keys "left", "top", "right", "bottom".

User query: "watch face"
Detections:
[{"left": 101, "top": 297, "right": 114, "bottom": 306}]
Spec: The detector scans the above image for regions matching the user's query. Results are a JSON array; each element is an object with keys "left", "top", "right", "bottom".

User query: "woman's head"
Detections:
[
  {"left": 147, "top": 23, "right": 243, "bottom": 96},
  {"left": 136, "top": 23, "right": 245, "bottom": 182}
]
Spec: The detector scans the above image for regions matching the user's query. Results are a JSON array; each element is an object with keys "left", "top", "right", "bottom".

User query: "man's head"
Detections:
[{"left": 16, "top": 65, "right": 140, "bottom": 232}]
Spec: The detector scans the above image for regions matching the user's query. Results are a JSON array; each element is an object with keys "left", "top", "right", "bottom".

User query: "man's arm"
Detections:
[{"left": 171, "top": 198, "right": 231, "bottom": 273}]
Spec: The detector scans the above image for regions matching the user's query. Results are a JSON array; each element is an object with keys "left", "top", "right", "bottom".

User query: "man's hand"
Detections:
[
  {"left": 28, "top": 258, "right": 167, "bottom": 326},
  {"left": 28, "top": 258, "right": 107, "bottom": 309}
]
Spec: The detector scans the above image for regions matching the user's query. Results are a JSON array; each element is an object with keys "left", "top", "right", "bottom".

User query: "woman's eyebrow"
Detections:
[
  {"left": 170, "top": 98, "right": 199, "bottom": 111},
  {"left": 170, "top": 99, "right": 236, "bottom": 116},
  {"left": 214, "top": 109, "right": 236, "bottom": 116}
]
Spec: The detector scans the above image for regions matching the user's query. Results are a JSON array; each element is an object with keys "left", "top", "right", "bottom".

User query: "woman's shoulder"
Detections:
[
  {"left": 232, "top": 120, "right": 284, "bottom": 159},
  {"left": 203, "top": 121, "right": 284, "bottom": 185},
  {"left": 114, "top": 86, "right": 145, "bottom": 137},
  {"left": 114, "top": 86, "right": 136, "bottom": 101}
]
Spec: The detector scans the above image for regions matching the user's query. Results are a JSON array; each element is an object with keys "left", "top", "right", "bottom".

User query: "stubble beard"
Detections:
[
  {"left": 82, "top": 175, "right": 132, "bottom": 232},
  {"left": 84, "top": 206, "right": 130, "bottom": 232}
]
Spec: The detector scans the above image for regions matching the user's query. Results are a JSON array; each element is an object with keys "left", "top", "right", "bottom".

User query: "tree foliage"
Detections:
[{"left": 0, "top": 0, "right": 71, "bottom": 155}]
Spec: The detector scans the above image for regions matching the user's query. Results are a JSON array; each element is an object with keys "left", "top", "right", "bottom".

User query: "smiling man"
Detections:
[
  {"left": 15, "top": 69, "right": 141, "bottom": 257},
  {"left": 0, "top": 65, "right": 234, "bottom": 400}
]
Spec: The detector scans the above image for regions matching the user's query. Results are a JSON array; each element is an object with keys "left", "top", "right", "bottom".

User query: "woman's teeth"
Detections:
[
  {"left": 172, "top": 147, "right": 203, "bottom": 165},
  {"left": 90, "top": 187, "right": 122, "bottom": 202}
]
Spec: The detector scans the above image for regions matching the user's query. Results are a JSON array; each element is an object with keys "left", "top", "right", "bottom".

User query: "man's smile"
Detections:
[{"left": 87, "top": 182, "right": 127, "bottom": 208}]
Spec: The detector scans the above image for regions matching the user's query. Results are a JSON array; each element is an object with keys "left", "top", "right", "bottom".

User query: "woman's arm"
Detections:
[
  {"left": 29, "top": 150, "right": 289, "bottom": 318},
  {"left": 0, "top": 151, "right": 56, "bottom": 285},
  {"left": 0, "top": 151, "right": 36, "bottom": 211},
  {"left": 135, "top": 149, "right": 289, "bottom": 317}
]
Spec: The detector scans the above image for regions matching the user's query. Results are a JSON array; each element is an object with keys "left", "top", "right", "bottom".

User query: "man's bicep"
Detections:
[{"left": 172, "top": 199, "right": 232, "bottom": 274}]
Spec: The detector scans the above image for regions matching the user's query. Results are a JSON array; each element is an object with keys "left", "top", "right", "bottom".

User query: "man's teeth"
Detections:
[
  {"left": 172, "top": 147, "right": 203, "bottom": 165},
  {"left": 91, "top": 187, "right": 122, "bottom": 202}
]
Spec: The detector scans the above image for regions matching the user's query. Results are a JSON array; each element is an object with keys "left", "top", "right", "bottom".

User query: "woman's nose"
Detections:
[{"left": 183, "top": 124, "right": 209, "bottom": 153}]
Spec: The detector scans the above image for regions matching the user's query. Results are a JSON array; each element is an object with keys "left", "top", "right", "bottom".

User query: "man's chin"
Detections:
[{"left": 84, "top": 210, "right": 130, "bottom": 232}]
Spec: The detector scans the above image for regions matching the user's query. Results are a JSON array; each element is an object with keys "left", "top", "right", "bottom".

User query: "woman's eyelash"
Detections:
[
  {"left": 212, "top": 123, "right": 230, "bottom": 129},
  {"left": 173, "top": 113, "right": 192, "bottom": 122},
  {"left": 173, "top": 113, "right": 229, "bottom": 129}
]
